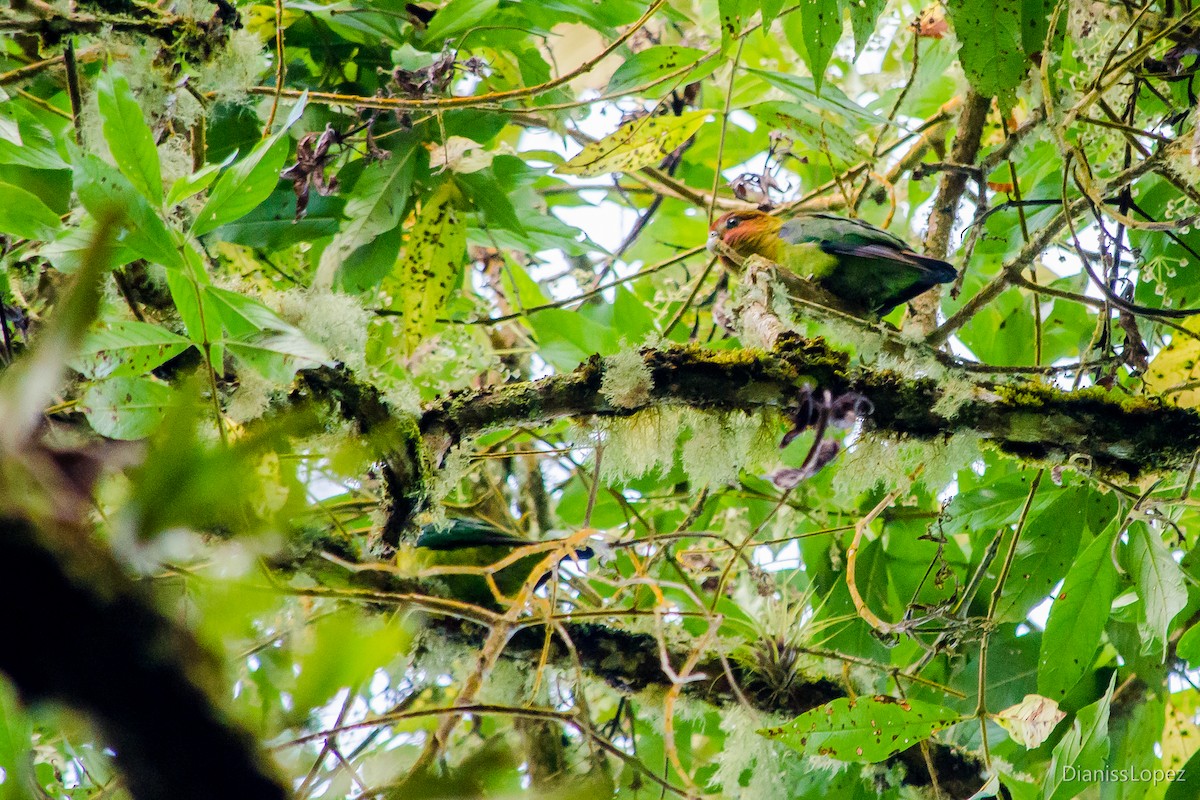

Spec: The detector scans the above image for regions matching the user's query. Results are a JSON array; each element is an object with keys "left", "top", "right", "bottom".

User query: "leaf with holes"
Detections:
[
  {"left": 945, "top": 0, "right": 1027, "bottom": 110},
  {"left": 1037, "top": 527, "right": 1118, "bottom": 701},
  {"left": 383, "top": 181, "right": 466, "bottom": 354},
  {"left": 74, "top": 321, "right": 193, "bottom": 379},
  {"left": 761, "top": 696, "right": 963, "bottom": 762},
  {"left": 97, "top": 72, "right": 162, "bottom": 204},
  {"left": 556, "top": 111, "right": 708, "bottom": 177},
  {"left": 80, "top": 376, "right": 174, "bottom": 439}
]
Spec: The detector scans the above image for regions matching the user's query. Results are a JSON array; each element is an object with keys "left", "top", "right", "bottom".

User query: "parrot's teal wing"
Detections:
[
  {"left": 415, "top": 517, "right": 531, "bottom": 550},
  {"left": 779, "top": 213, "right": 956, "bottom": 315}
]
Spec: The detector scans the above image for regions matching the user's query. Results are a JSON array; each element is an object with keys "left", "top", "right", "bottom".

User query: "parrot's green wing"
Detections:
[{"left": 778, "top": 213, "right": 956, "bottom": 315}]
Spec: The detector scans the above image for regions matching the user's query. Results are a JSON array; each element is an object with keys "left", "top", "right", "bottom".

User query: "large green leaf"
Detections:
[
  {"left": 0, "top": 104, "right": 68, "bottom": 170},
  {"left": 0, "top": 180, "right": 60, "bottom": 240},
  {"left": 1042, "top": 676, "right": 1115, "bottom": 800},
  {"left": 994, "top": 487, "right": 1109, "bottom": 623},
  {"left": 945, "top": 0, "right": 1027, "bottom": 110},
  {"left": 1037, "top": 529, "right": 1119, "bottom": 701},
  {"left": 420, "top": 0, "right": 498, "bottom": 41},
  {"left": 606, "top": 46, "right": 717, "bottom": 95},
  {"left": 74, "top": 321, "right": 193, "bottom": 379},
  {"left": 70, "top": 148, "right": 183, "bottom": 269},
  {"left": 762, "top": 696, "right": 963, "bottom": 762},
  {"left": 96, "top": 72, "right": 163, "bottom": 204},
  {"left": 383, "top": 181, "right": 466, "bottom": 353},
  {"left": 80, "top": 376, "right": 174, "bottom": 439},
  {"left": 315, "top": 147, "right": 417, "bottom": 290},
  {"left": 782, "top": 0, "right": 843, "bottom": 94},
  {"left": 1129, "top": 522, "right": 1187, "bottom": 659},
  {"left": 192, "top": 95, "right": 306, "bottom": 236}
]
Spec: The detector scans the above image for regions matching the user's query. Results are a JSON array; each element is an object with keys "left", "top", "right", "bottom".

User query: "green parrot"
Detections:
[
  {"left": 707, "top": 209, "right": 957, "bottom": 316},
  {"left": 408, "top": 518, "right": 593, "bottom": 608}
]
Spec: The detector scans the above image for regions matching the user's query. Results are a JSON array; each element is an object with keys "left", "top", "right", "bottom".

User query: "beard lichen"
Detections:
[
  {"left": 600, "top": 347, "right": 654, "bottom": 409},
  {"left": 834, "top": 431, "right": 983, "bottom": 499}
]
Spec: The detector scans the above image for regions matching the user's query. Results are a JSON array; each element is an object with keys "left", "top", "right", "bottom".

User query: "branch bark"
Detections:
[
  {"left": 417, "top": 336, "right": 1200, "bottom": 480},
  {"left": 907, "top": 89, "right": 992, "bottom": 335}
]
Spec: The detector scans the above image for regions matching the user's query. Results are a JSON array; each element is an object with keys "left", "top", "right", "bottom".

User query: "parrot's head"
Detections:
[{"left": 707, "top": 210, "right": 784, "bottom": 265}]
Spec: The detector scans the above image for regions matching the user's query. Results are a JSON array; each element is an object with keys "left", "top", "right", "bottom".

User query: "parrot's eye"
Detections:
[{"left": 725, "top": 216, "right": 740, "bottom": 230}]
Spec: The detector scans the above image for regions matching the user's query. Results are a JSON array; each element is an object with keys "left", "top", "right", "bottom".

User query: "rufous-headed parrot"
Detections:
[{"left": 708, "top": 209, "right": 957, "bottom": 317}]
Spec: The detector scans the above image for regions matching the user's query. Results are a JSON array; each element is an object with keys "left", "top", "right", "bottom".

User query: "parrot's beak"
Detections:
[{"left": 705, "top": 229, "right": 720, "bottom": 254}]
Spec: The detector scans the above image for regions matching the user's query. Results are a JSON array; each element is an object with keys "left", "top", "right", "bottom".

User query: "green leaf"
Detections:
[
  {"left": 315, "top": 147, "right": 417, "bottom": 290},
  {"left": 164, "top": 249, "right": 223, "bottom": 370},
  {"left": 0, "top": 679, "right": 35, "bottom": 800},
  {"left": 0, "top": 104, "right": 68, "bottom": 170},
  {"left": 192, "top": 94, "right": 305, "bottom": 236},
  {"left": 948, "top": 471, "right": 1050, "bottom": 531},
  {"left": 70, "top": 148, "right": 183, "bottom": 269},
  {"left": 0, "top": 180, "right": 60, "bottom": 240},
  {"left": 383, "top": 181, "right": 466, "bottom": 353},
  {"left": 74, "top": 321, "right": 193, "bottom": 379},
  {"left": 1037, "top": 528, "right": 1118, "bottom": 700},
  {"left": 455, "top": 169, "right": 524, "bottom": 233},
  {"left": 760, "top": 0, "right": 785, "bottom": 30},
  {"left": 1021, "top": 0, "right": 1062, "bottom": 59},
  {"left": 747, "top": 68, "right": 887, "bottom": 126},
  {"left": 761, "top": 696, "right": 962, "bottom": 762},
  {"left": 1042, "top": 675, "right": 1115, "bottom": 800},
  {"left": 993, "top": 487, "right": 1094, "bottom": 623},
  {"left": 227, "top": 331, "right": 331, "bottom": 382},
  {"left": 848, "top": 0, "right": 886, "bottom": 55},
  {"left": 1129, "top": 522, "right": 1187, "bottom": 659},
  {"left": 605, "top": 46, "right": 716, "bottom": 96},
  {"left": 204, "top": 285, "right": 296, "bottom": 338},
  {"left": 40, "top": 222, "right": 138, "bottom": 273},
  {"left": 80, "top": 376, "right": 174, "bottom": 439},
  {"left": 717, "top": 0, "right": 749, "bottom": 49},
  {"left": 420, "top": 0, "right": 499, "bottom": 42},
  {"left": 783, "top": 0, "right": 843, "bottom": 94},
  {"left": 214, "top": 186, "right": 343, "bottom": 252},
  {"left": 557, "top": 111, "right": 708, "bottom": 177},
  {"left": 525, "top": 308, "right": 613, "bottom": 371},
  {"left": 945, "top": 0, "right": 1028, "bottom": 110},
  {"left": 0, "top": 109, "right": 20, "bottom": 146},
  {"left": 96, "top": 72, "right": 163, "bottom": 204},
  {"left": 191, "top": 135, "right": 289, "bottom": 236},
  {"left": 1178, "top": 621, "right": 1200, "bottom": 667},
  {"left": 166, "top": 151, "right": 236, "bottom": 207}
]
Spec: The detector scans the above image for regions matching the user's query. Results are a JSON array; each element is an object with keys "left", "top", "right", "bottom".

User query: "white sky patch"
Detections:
[{"left": 755, "top": 540, "right": 802, "bottom": 572}]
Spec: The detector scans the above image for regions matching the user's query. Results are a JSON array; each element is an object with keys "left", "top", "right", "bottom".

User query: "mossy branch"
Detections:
[{"left": 419, "top": 336, "right": 1200, "bottom": 479}]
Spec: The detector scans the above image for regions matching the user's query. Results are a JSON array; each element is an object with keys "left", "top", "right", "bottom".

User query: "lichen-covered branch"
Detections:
[{"left": 419, "top": 336, "right": 1200, "bottom": 479}]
